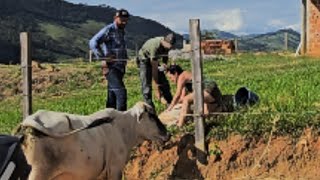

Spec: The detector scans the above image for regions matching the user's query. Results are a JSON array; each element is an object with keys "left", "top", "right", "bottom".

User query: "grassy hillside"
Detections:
[
  {"left": 0, "top": 0, "right": 182, "bottom": 63},
  {"left": 239, "top": 29, "right": 300, "bottom": 52},
  {"left": 1, "top": 54, "right": 319, "bottom": 138},
  {"left": 199, "top": 29, "right": 300, "bottom": 52}
]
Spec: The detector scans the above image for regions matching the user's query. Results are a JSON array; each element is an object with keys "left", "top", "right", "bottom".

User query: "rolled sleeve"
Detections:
[{"left": 89, "top": 25, "right": 111, "bottom": 59}]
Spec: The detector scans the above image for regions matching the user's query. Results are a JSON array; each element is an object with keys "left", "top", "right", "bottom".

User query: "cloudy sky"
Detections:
[{"left": 66, "top": 0, "right": 301, "bottom": 35}]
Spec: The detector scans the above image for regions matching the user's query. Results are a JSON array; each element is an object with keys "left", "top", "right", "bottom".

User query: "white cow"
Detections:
[{"left": 17, "top": 102, "right": 170, "bottom": 180}]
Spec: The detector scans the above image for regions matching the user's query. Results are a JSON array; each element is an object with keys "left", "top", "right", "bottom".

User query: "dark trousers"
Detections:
[
  {"left": 157, "top": 71, "right": 172, "bottom": 103},
  {"left": 106, "top": 66, "right": 127, "bottom": 111},
  {"left": 139, "top": 60, "right": 172, "bottom": 109}
]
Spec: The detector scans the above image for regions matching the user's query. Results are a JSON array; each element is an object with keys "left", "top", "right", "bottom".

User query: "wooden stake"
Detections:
[
  {"left": 20, "top": 32, "right": 32, "bottom": 120},
  {"left": 89, "top": 50, "right": 93, "bottom": 63},
  {"left": 190, "top": 19, "right": 207, "bottom": 164},
  {"left": 301, "top": 0, "right": 307, "bottom": 55},
  {"left": 234, "top": 38, "right": 238, "bottom": 53},
  {"left": 284, "top": 32, "right": 288, "bottom": 51}
]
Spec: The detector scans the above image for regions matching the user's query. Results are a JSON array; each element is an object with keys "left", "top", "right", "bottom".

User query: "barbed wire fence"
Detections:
[
  {"left": 11, "top": 29, "right": 316, "bottom": 115},
  {"left": 0, "top": 13, "right": 318, "bottom": 176},
  {"left": 1, "top": 29, "right": 317, "bottom": 116},
  {"left": 1, "top": 27, "right": 319, "bottom": 157}
]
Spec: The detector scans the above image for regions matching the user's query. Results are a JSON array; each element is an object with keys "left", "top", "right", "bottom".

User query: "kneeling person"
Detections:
[{"left": 166, "top": 65, "right": 224, "bottom": 127}]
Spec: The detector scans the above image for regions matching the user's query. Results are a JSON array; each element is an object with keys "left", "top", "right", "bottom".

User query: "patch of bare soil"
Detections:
[
  {"left": 0, "top": 61, "right": 100, "bottom": 99},
  {"left": 125, "top": 129, "right": 320, "bottom": 179}
]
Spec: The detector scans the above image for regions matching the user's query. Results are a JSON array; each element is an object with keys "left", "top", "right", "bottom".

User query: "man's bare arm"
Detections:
[{"left": 167, "top": 75, "right": 186, "bottom": 111}]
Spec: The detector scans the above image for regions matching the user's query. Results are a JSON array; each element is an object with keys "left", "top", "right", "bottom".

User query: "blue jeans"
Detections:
[{"left": 106, "top": 65, "right": 127, "bottom": 111}]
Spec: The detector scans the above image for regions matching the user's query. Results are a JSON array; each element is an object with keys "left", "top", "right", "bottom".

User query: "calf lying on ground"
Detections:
[{"left": 16, "top": 101, "right": 170, "bottom": 180}]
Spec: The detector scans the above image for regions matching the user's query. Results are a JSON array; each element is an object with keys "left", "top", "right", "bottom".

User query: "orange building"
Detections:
[
  {"left": 201, "top": 40, "right": 235, "bottom": 55},
  {"left": 301, "top": 0, "right": 320, "bottom": 56}
]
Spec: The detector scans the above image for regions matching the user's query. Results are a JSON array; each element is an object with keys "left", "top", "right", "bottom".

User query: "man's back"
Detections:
[{"left": 139, "top": 37, "right": 164, "bottom": 60}]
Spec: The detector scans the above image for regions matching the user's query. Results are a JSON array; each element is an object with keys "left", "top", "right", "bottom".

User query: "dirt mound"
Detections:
[{"left": 125, "top": 129, "right": 320, "bottom": 179}]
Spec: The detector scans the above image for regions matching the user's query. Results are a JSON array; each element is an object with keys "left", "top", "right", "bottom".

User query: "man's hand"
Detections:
[
  {"left": 158, "top": 64, "right": 166, "bottom": 72},
  {"left": 102, "top": 67, "right": 109, "bottom": 76},
  {"left": 162, "top": 64, "right": 168, "bottom": 72},
  {"left": 162, "top": 63, "right": 167, "bottom": 69},
  {"left": 165, "top": 105, "right": 173, "bottom": 112},
  {"left": 106, "top": 54, "right": 116, "bottom": 62},
  {"left": 101, "top": 60, "right": 109, "bottom": 76}
]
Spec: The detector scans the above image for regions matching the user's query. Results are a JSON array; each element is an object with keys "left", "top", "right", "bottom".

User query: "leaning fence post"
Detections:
[
  {"left": 190, "top": 19, "right": 207, "bottom": 164},
  {"left": 234, "top": 38, "right": 239, "bottom": 53},
  {"left": 301, "top": 0, "right": 307, "bottom": 55},
  {"left": 89, "top": 50, "right": 93, "bottom": 63},
  {"left": 284, "top": 32, "right": 288, "bottom": 51},
  {"left": 20, "top": 32, "right": 32, "bottom": 120}
]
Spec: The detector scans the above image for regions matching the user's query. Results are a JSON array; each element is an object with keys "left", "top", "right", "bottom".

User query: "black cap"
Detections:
[{"left": 115, "top": 9, "right": 130, "bottom": 18}]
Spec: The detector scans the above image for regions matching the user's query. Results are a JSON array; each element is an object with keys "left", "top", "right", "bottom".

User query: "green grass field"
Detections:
[{"left": 0, "top": 54, "right": 319, "bottom": 138}]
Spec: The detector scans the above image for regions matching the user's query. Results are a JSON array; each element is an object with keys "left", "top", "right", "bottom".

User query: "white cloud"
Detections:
[
  {"left": 66, "top": 0, "right": 300, "bottom": 34},
  {"left": 268, "top": 19, "right": 286, "bottom": 27},
  {"left": 285, "top": 23, "right": 300, "bottom": 31},
  {"left": 268, "top": 19, "right": 300, "bottom": 32},
  {"left": 140, "top": 8, "right": 245, "bottom": 34},
  {"left": 203, "top": 9, "right": 244, "bottom": 32}
]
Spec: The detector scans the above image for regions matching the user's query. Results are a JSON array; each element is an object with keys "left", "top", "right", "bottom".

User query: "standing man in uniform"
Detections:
[
  {"left": 89, "top": 9, "right": 130, "bottom": 111},
  {"left": 138, "top": 33, "right": 176, "bottom": 109}
]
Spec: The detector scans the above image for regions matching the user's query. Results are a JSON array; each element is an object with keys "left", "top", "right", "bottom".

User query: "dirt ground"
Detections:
[
  {"left": 2, "top": 62, "right": 319, "bottom": 179},
  {"left": 0, "top": 61, "right": 100, "bottom": 100},
  {"left": 125, "top": 129, "right": 320, "bottom": 180}
]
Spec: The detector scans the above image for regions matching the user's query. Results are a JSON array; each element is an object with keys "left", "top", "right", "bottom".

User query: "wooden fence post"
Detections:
[
  {"left": 89, "top": 50, "right": 93, "bottom": 63},
  {"left": 306, "top": 0, "right": 311, "bottom": 53},
  {"left": 234, "top": 38, "right": 238, "bottom": 53},
  {"left": 284, "top": 32, "right": 288, "bottom": 51},
  {"left": 190, "top": 19, "right": 207, "bottom": 164},
  {"left": 301, "top": 0, "right": 307, "bottom": 55},
  {"left": 20, "top": 32, "right": 32, "bottom": 120},
  {"left": 135, "top": 43, "right": 138, "bottom": 58}
]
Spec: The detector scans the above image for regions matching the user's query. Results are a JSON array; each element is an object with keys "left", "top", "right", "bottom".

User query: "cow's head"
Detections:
[{"left": 133, "top": 102, "right": 170, "bottom": 144}]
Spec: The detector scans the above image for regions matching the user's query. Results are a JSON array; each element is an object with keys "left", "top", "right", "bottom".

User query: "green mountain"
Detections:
[
  {"left": 201, "top": 29, "right": 300, "bottom": 52},
  {"left": 0, "top": 0, "right": 182, "bottom": 64},
  {"left": 183, "top": 30, "right": 237, "bottom": 41},
  {"left": 202, "top": 29, "right": 238, "bottom": 39},
  {"left": 239, "top": 29, "right": 300, "bottom": 52}
]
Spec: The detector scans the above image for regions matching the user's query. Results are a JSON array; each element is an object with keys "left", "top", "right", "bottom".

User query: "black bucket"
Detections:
[{"left": 235, "top": 87, "right": 259, "bottom": 107}]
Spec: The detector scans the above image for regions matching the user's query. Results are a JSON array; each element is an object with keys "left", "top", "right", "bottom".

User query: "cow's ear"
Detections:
[{"left": 134, "top": 102, "right": 146, "bottom": 123}]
